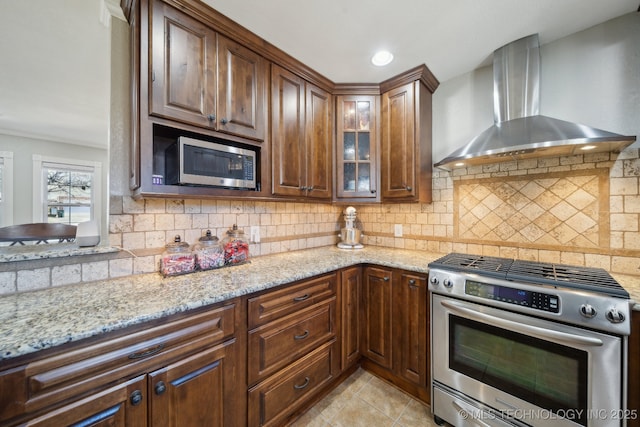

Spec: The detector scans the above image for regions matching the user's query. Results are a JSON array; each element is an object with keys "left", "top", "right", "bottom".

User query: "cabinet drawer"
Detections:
[
  {"left": 248, "top": 340, "right": 337, "bottom": 427},
  {"left": 0, "top": 302, "right": 236, "bottom": 423},
  {"left": 247, "top": 273, "right": 336, "bottom": 328},
  {"left": 248, "top": 299, "right": 336, "bottom": 385}
]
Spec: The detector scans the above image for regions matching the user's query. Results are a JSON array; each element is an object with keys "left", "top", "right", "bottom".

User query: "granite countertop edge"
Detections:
[{"left": 0, "top": 245, "right": 638, "bottom": 362}]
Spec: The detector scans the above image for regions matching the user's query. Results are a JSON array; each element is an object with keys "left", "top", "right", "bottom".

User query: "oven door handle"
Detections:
[{"left": 441, "top": 300, "right": 604, "bottom": 347}]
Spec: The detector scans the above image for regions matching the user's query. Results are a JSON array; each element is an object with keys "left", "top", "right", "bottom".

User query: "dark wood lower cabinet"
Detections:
[
  {"left": 340, "top": 266, "right": 361, "bottom": 370},
  {"left": 393, "top": 272, "right": 428, "bottom": 388},
  {"left": 361, "top": 266, "right": 393, "bottom": 369},
  {"left": 148, "top": 340, "right": 236, "bottom": 427},
  {"left": 19, "top": 375, "right": 147, "bottom": 427},
  {"left": 0, "top": 301, "right": 244, "bottom": 427},
  {"left": 360, "top": 266, "right": 430, "bottom": 404}
]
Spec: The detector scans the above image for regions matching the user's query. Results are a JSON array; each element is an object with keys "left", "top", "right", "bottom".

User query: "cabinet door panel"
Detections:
[
  {"left": 340, "top": 266, "right": 361, "bottom": 369},
  {"left": 336, "top": 96, "right": 378, "bottom": 199},
  {"left": 305, "top": 83, "right": 332, "bottom": 199},
  {"left": 271, "top": 65, "right": 305, "bottom": 196},
  {"left": 148, "top": 340, "right": 234, "bottom": 427},
  {"left": 381, "top": 82, "right": 416, "bottom": 199},
  {"left": 361, "top": 267, "right": 392, "bottom": 368},
  {"left": 22, "top": 375, "right": 146, "bottom": 427},
  {"left": 217, "top": 35, "right": 266, "bottom": 140},
  {"left": 393, "top": 273, "right": 428, "bottom": 387},
  {"left": 150, "top": 1, "right": 216, "bottom": 127}
]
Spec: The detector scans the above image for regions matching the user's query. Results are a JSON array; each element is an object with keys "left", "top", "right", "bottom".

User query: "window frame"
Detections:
[
  {"left": 0, "top": 151, "right": 14, "bottom": 227},
  {"left": 32, "top": 155, "right": 102, "bottom": 227}
]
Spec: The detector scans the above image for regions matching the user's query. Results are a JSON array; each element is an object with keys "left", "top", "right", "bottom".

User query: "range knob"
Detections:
[
  {"left": 579, "top": 304, "right": 597, "bottom": 318},
  {"left": 429, "top": 277, "right": 439, "bottom": 286},
  {"left": 606, "top": 308, "right": 625, "bottom": 324},
  {"left": 443, "top": 278, "right": 453, "bottom": 288}
]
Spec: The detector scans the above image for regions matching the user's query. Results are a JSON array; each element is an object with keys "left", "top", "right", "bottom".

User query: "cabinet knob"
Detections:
[
  {"left": 155, "top": 381, "right": 167, "bottom": 395},
  {"left": 383, "top": 276, "right": 390, "bottom": 281},
  {"left": 370, "top": 189, "right": 377, "bottom": 194},
  {"left": 308, "top": 186, "right": 314, "bottom": 192},
  {"left": 406, "top": 186, "right": 413, "bottom": 192},
  {"left": 207, "top": 114, "right": 216, "bottom": 122},
  {"left": 300, "top": 186, "right": 308, "bottom": 191},
  {"left": 221, "top": 118, "right": 228, "bottom": 125},
  {"left": 130, "top": 390, "right": 143, "bottom": 406},
  {"left": 294, "top": 376, "right": 310, "bottom": 390}
]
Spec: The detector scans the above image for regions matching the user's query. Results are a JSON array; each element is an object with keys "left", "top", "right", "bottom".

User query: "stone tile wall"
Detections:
[
  {"left": 359, "top": 148, "right": 640, "bottom": 275},
  {"left": 2, "top": 149, "right": 639, "bottom": 295}
]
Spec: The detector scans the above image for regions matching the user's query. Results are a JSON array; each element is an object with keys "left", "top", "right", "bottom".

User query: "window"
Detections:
[
  {"left": 33, "top": 155, "right": 102, "bottom": 226},
  {"left": 0, "top": 151, "right": 14, "bottom": 227}
]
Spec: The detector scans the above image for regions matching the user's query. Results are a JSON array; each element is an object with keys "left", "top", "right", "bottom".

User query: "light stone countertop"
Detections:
[
  {"left": 0, "top": 246, "right": 440, "bottom": 361},
  {"left": 0, "top": 245, "right": 638, "bottom": 362}
]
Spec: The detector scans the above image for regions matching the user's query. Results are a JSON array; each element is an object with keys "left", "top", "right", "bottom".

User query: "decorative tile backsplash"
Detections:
[
  {"left": 455, "top": 169, "right": 608, "bottom": 250},
  {"left": 2, "top": 149, "right": 640, "bottom": 295}
]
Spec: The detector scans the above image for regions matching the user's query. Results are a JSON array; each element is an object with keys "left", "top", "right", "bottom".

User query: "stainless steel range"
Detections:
[{"left": 429, "top": 253, "right": 632, "bottom": 427}]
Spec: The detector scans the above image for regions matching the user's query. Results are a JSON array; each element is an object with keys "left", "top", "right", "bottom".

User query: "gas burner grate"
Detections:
[
  {"left": 429, "top": 253, "right": 512, "bottom": 279},
  {"left": 429, "top": 253, "right": 629, "bottom": 298},
  {"left": 508, "top": 260, "right": 629, "bottom": 298}
]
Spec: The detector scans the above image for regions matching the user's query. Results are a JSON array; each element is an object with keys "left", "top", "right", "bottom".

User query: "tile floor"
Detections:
[{"left": 290, "top": 368, "right": 441, "bottom": 427}]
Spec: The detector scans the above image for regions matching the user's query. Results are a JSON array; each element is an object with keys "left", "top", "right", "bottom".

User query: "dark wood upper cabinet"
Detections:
[
  {"left": 304, "top": 82, "right": 333, "bottom": 199},
  {"left": 380, "top": 66, "right": 438, "bottom": 203},
  {"left": 216, "top": 35, "right": 266, "bottom": 140},
  {"left": 335, "top": 95, "right": 379, "bottom": 200},
  {"left": 381, "top": 83, "right": 416, "bottom": 199},
  {"left": 271, "top": 64, "right": 332, "bottom": 200},
  {"left": 150, "top": 1, "right": 217, "bottom": 129},
  {"left": 150, "top": 1, "right": 266, "bottom": 141},
  {"left": 126, "top": 0, "right": 437, "bottom": 201},
  {"left": 271, "top": 65, "right": 305, "bottom": 197}
]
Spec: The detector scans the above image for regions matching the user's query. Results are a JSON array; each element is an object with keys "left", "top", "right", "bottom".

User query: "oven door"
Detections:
[{"left": 431, "top": 294, "right": 625, "bottom": 427}]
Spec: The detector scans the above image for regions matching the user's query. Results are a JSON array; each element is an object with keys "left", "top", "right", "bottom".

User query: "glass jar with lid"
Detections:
[
  {"left": 193, "top": 230, "right": 224, "bottom": 271},
  {"left": 160, "top": 235, "right": 195, "bottom": 277},
  {"left": 221, "top": 224, "right": 250, "bottom": 265}
]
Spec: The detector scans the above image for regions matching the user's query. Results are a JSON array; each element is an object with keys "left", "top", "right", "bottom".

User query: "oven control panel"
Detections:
[{"left": 464, "top": 280, "right": 560, "bottom": 313}]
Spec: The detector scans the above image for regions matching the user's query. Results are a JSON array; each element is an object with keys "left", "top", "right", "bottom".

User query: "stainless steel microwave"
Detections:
[{"left": 165, "top": 137, "right": 256, "bottom": 190}]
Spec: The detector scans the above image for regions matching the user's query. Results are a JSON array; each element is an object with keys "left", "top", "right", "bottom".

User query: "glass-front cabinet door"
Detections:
[{"left": 336, "top": 95, "right": 378, "bottom": 199}]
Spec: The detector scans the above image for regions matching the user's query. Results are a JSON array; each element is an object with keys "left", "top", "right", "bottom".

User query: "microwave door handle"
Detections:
[{"left": 440, "top": 299, "right": 603, "bottom": 347}]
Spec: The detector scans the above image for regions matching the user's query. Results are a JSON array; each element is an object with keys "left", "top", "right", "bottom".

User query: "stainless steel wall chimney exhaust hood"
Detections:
[{"left": 434, "top": 34, "right": 636, "bottom": 170}]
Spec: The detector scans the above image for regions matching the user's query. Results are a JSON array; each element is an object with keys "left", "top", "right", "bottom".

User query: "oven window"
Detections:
[{"left": 449, "top": 315, "right": 587, "bottom": 425}]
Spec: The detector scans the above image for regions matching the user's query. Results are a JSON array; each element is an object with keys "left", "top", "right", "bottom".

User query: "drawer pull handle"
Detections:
[
  {"left": 294, "top": 330, "right": 309, "bottom": 340},
  {"left": 128, "top": 343, "right": 165, "bottom": 360},
  {"left": 293, "top": 294, "right": 310, "bottom": 302},
  {"left": 408, "top": 279, "right": 418, "bottom": 288},
  {"left": 130, "top": 390, "right": 143, "bottom": 406},
  {"left": 155, "top": 381, "right": 167, "bottom": 395},
  {"left": 294, "top": 376, "right": 310, "bottom": 390}
]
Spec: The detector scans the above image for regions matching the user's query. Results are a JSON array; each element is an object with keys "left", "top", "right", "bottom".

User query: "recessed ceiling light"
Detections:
[
  {"left": 455, "top": 162, "right": 465, "bottom": 167},
  {"left": 371, "top": 51, "right": 394, "bottom": 66}
]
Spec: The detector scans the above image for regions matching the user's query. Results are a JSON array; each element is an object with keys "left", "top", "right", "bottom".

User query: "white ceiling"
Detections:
[
  {"left": 0, "top": 0, "right": 638, "bottom": 148},
  {"left": 205, "top": 0, "right": 639, "bottom": 83}
]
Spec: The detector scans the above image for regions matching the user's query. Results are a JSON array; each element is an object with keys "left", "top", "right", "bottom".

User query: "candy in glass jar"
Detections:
[
  {"left": 160, "top": 235, "right": 195, "bottom": 277},
  {"left": 194, "top": 230, "right": 224, "bottom": 271},
  {"left": 222, "top": 224, "right": 250, "bottom": 265}
]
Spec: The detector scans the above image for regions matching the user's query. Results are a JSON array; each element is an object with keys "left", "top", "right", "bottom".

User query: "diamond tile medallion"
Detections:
[{"left": 454, "top": 170, "right": 609, "bottom": 249}]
